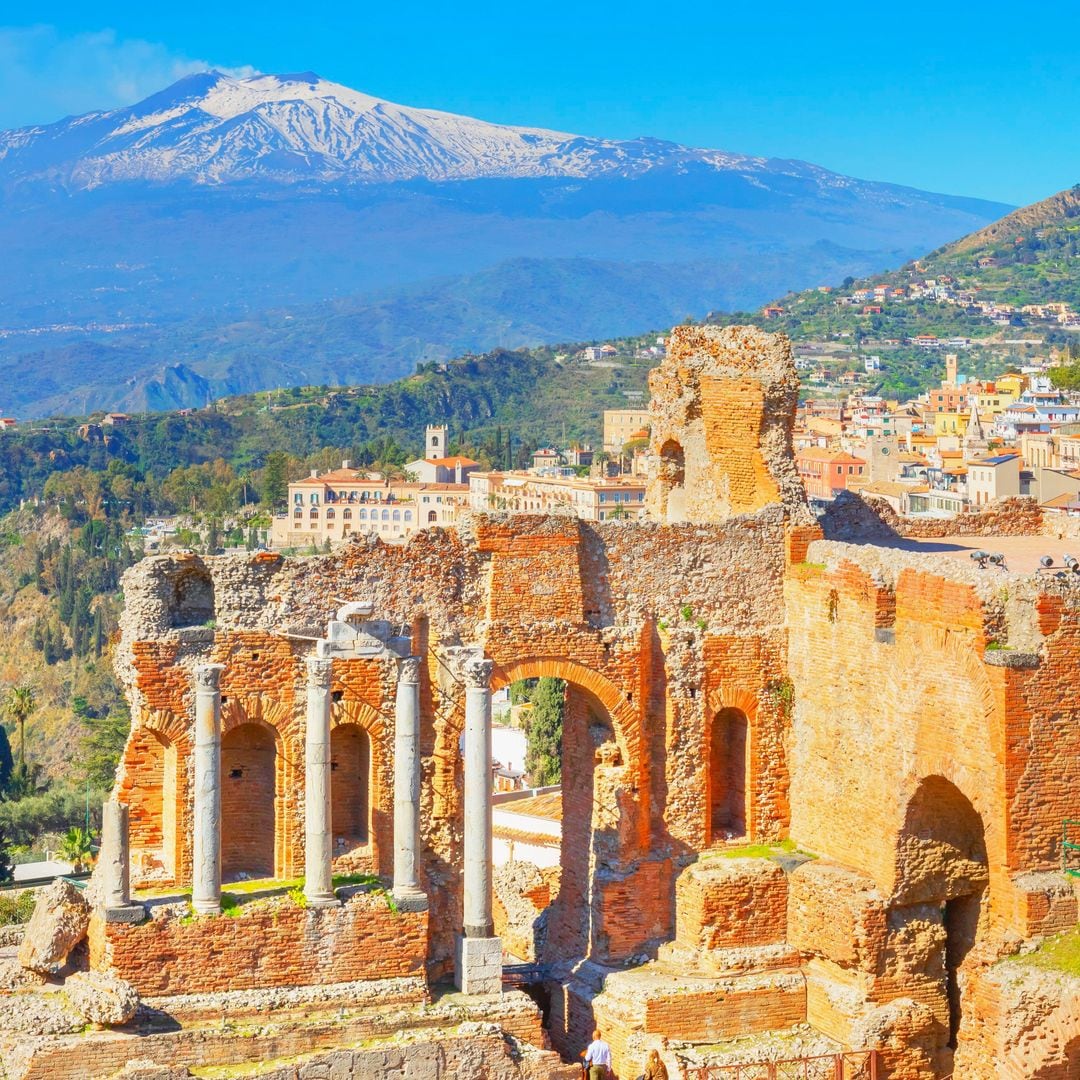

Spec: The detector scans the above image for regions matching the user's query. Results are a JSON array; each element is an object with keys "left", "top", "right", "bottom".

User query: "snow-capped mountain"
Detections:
[
  {"left": 0, "top": 70, "right": 850, "bottom": 189},
  {"left": 0, "top": 71, "right": 1014, "bottom": 417}
]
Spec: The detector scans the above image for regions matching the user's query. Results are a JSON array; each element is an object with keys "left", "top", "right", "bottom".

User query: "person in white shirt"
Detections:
[{"left": 581, "top": 1029, "right": 613, "bottom": 1079}]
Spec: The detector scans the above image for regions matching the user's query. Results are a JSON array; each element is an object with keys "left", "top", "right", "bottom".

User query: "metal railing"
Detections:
[{"left": 688, "top": 1050, "right": 878, "bottom": 1079}]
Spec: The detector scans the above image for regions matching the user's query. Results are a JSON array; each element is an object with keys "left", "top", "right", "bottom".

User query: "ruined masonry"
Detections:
[{"left": 5, "top": 325, "right": 1080, "bottom": 1079}]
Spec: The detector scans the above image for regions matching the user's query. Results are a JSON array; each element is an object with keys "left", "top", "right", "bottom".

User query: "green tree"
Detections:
[
  {"left": 0, "top": 819, "right": 13, "bottom": 885},
  {"left": 523, "top": 677, "right": 565, "bottom": 787},
  {"left": 262, "top": 452, "right": 289, "bottom": 508},
  {"left": 3, "top": 686, "right": 36, "bottom": 771},
  {"left": 0, "top": 725, "right": 12, "bottom": 794},
  {"left": 76, "top": 701, "right": 129, "bottom": 789}
]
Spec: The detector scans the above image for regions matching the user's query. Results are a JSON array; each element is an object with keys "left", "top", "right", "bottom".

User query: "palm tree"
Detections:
[
  {"left": 4, "top": 686, "right": 36, "bottom": 770},
  {"left": 58, "top": 827, "right": 94, "bottom": 873}
]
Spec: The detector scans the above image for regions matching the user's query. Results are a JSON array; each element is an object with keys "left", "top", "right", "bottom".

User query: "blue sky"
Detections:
[{"left": 1, "top": 2, "right": 1077, "bottom": 206}]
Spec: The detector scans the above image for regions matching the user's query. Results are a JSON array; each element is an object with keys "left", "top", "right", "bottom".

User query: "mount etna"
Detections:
[{"left": 0, "top": 71, "right": 1011, "bottom": 416}]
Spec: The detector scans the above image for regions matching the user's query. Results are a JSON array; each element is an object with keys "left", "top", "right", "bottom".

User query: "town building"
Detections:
[
  {"left": 602, "top": 408, "right": 652, "bottom": 454},
  {"left": 270, "top": 461, "right": 469, "bottom": 547},
  {"left": 794, "top": 447, "right": 867, "bottom": 500},
  {"left": 966, "top": 453, "right": 1021, "bottom": 506},
  {"left": 468, "top": 470, "right": 646, "bottom": 521}
]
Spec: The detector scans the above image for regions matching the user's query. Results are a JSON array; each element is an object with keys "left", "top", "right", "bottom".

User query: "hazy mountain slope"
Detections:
[{"left": 0, "top": 72, "right": 1013, "bottom": 417}]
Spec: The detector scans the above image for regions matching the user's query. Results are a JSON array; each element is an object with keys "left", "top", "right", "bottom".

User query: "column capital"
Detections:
[
  {"left": 306, "top": 656, "right": 334, "bottom": 689},
  {"left": 463, "top": 657, "right": 494, "bottom": 690},
  {"left": 398, "top": 656, "right": 422, "bottom": 685},
  {"left": 194, "top": 663, "right": 225, "bottom": 691}
]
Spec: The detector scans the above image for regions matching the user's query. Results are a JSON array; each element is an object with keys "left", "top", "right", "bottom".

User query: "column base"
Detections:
[
  {"left": 104, "top": 903, "right": 146, "bottom": 924},
  {"left": 392, "top": 887, "right": 429, "bottom": 913},
  {"left": 455, "top": 934, "right": 503, "bottom": 996},
  {"left": 191, "top": 898, "right": 222, "bottom": 916},
  {"left": 304, "top": 892, "right": 340, "bottom": 909}
]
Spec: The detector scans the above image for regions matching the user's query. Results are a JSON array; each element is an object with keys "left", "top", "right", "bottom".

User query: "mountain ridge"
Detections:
[{"left": 0, "top": 71, "right": 1014, "bottom": 417}]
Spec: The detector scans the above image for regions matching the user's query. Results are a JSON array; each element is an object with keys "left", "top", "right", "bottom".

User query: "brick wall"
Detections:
[{"left": 90, "top": 892, "right": 427, "bottom": 996}]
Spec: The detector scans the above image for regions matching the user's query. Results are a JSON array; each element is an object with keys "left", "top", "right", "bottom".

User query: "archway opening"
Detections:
[
  {"left": 896, "top": 776, "right": 988, "bottom": 1059},
  {"left": 491, "top": 675, "right": 618, "bottom": 965},
  {"left": 126, "top": 728, "right": 181, "bottom": 883},
  {"left": 170, "top": 565, "right": 214, "bottom": 628},
  {"left": 221, "top": 722, "right": 277, "bottom": 880},
  {"left": 331, "top": 724, "right": 371, "bottom": 851},
  {"left": 710, "top": 707, "right": 748, "bottom": 840},
  {"left": 658, "top": 439, "right": 686, "bottom": 521}
]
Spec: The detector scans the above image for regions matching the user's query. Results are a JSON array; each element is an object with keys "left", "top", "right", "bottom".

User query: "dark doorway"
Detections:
[
  {"left": 221, "top": 722, "right": 277, "bottom": 879},
  {"left": 711, "top": 707, "right": 748, "bottom": 838},
  {"left": 331, "top": 724, "right": 371, "bottom": 848}
]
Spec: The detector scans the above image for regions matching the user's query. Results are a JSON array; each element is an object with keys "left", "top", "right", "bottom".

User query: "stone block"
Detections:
[
  {"left": 1009, "top": 871, "right": 1079, "bottom": 938},
  {"left": 675, "top": 857, "right": 788, "bottom": 952},
  {"left": 65, "top": 969, "right": 140, "bottom": 1025},
  {"left": 787, "top": 859, "right": 886, "bottom": 972},
  {"left": 455, "top": 934, "right": 503, "bottom": 996},
  {"left": 18, "top": 878, "right": 91, "bottom": 975}
]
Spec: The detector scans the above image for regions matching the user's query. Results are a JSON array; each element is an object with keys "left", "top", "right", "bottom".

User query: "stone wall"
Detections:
[
  {"left": 89, "top": 891, "right": 427, "bottom": 996},
  {"left": 645, "top": 325, "right": 810, "bottom": 525}
]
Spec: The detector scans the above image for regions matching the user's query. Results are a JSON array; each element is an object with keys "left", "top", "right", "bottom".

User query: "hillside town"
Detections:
[{"left": 264, "top": 346, "right": 1080, "bottom": 551}]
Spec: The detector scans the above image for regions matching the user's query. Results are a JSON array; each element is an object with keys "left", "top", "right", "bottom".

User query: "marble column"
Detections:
[
  {"left": 304, "top": 656, "right": 337, "bottom": 907},
  {"left": 462, "top": 657, "right": 495, "bottom": 938},
  {"left": 393, "top": 656, "right": 427, "bottom": 910},
  {"left": 101, "top": 800, "right": 144, "bottom": 921},
  {"left": 457, "top": 656, "right": 501, "bottom": 994},
  {"left": 192, "top": 663, "right": 225, "bottom": 915}
]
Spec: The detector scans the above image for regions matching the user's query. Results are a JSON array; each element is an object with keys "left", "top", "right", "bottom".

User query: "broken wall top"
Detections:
[{"left": 646, "top": 325, "right": 811, "bottom": 526}]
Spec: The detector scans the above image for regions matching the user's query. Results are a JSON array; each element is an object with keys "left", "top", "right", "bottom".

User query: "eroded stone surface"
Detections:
[{"left": 17, "top": 879, "right": 90, "bottom": 975}]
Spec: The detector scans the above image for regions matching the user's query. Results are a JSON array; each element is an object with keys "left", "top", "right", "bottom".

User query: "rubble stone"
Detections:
[{"left": 17, "top": 878, "right": 91, "bottom": 975}]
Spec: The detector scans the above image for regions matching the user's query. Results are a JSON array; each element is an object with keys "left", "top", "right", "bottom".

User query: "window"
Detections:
[
  {"left": 404, "top": 511, "right": 412, "bottom": 522},
  {"left": 343, "top": 509, "right": 352, "bottom": 519},
  {"left": 428, "top": 510, "right": 437, "bottom": 523},
  {"left": 326, "top": 508, "right": 335, "bottom": 519},
  {"left": 294, "top": 493, "right": 302, "bottom": 505},
  {"left": 310, "top": 493, "right": 319, "bottom": 505},
  {"left": 392, "top": 509, "right": 400, "bottom": 521},
  {"left": 382, "top": 509, "right": 390, "bottom": 521},
  {"left": 310, "top": 508, "right": 319, "bottom": 519},
  {"left": 293, "top": 509, "right": 302, "bottom": 519}
]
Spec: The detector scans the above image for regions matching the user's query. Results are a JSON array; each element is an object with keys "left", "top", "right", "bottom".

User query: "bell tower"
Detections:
[{"left": 426, "top": 424, "right": 448, "bottom": 459}]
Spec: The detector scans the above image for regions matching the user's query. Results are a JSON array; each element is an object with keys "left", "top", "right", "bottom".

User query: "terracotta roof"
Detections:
[
  {"left": 795, "top": 447, "right": 867, "bottom": 464},
  {"left": 424, "top": 455, "right": 479, "bottom": 468},
  {"left": 497, "top": 791, "right": 562, "bottom": 821},
  {"left": 1041, "top": 492, "right": 1080, "bottom": 509}
]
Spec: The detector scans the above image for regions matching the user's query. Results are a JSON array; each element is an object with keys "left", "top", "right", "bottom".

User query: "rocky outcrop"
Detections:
[{"left": 17, "top": 879, "right": 91, "bottom": 975}]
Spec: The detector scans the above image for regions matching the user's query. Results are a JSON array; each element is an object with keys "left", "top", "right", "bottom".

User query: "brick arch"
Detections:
[
  {"left": 490, "top": 657, "right": 641, "bottom": 772},
  {"left": 330, "top": 699, "right": 387, "bottom": 861},
  {"left": 330, "top": 699, "right": 385, "bottom": 740},
  {"left": 706, "top": 688, "right": 757, "bottom": 843},
  {"left": 888, "top": 626, "right": 1002, "bottom": 891},
  {"left": 220, "top": 695, "right": 299, "bottom": 878},
  {"left": 119, "top": 709, "right": 191, "bottom": 887},
  {"left": 706, "top": 686, "right": 758, "bottom": 721}
]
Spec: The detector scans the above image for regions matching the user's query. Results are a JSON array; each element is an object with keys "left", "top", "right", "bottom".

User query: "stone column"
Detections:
[
  {"left": 101, "top": 800, "right": 144, "bottom": 922},
  {"left": 393, "top": 656, "right": 427, "bottom": 910},
  {"left": 456, "top": 656, "right": 502, "bottom": 995},
  {"left": 304, "top": 656, "right": 337, "bottom": 907},
  {"left": 192, "top": 663, "right": 225, "bottom": 916}
]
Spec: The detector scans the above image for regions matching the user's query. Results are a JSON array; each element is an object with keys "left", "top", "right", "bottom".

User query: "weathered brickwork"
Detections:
[
  {"left": 89, "top": 892, "right": 427, "bottom": 996},
  {"left": 41, "top": 325, "right": 1076, "bottom": 1079}
]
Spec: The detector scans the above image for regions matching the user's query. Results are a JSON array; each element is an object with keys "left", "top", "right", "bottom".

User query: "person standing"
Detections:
[
  {"left": 581, "top": 1029, "right": 613, "bottom": 1080},
  {"left": 640, "top": 1049, "right": 669, "bottom": 1080}
]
